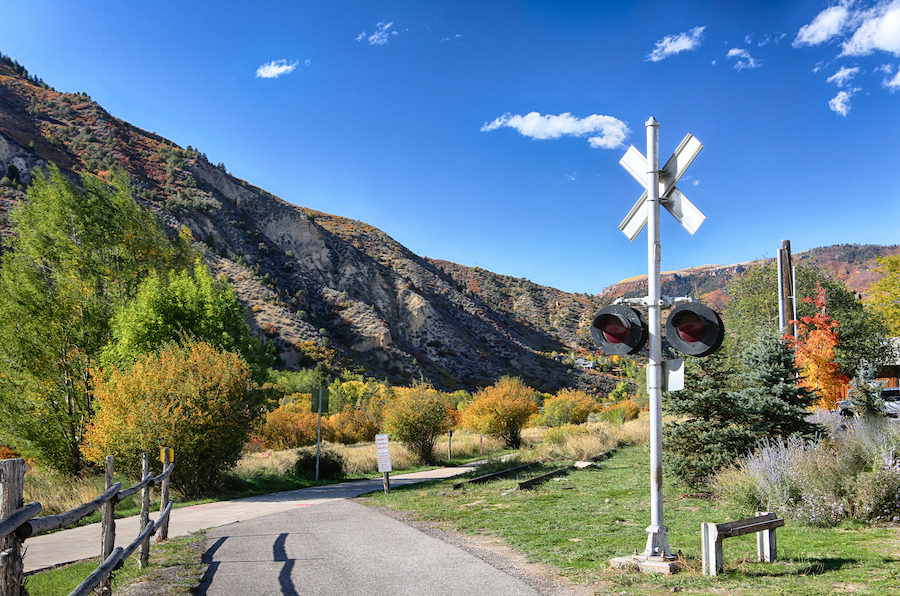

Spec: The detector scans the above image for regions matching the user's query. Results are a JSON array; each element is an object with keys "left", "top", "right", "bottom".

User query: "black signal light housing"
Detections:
[
  {"left": 665, "top": 301, "right": 724, "bottom": 357},
  {"left": 591, "top": 304, "right": 648, "bottom": 356}
]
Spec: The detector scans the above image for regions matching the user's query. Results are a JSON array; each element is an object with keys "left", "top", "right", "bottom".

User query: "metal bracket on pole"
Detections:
[{"left": 614, "top": 296, "right": 695, "bottom": 308}]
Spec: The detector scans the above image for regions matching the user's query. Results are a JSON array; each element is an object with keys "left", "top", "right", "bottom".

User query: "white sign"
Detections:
[
  {"left": 618, "top": 133, "right": 706, "bottom": 241},
  {"left": 375, "top": 433, "right": 392, "bottom": 473}
]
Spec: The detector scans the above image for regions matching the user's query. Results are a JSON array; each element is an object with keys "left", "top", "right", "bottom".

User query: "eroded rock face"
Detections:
[{"left": 0, "top": 133, "right": 43, "bottom": 185}]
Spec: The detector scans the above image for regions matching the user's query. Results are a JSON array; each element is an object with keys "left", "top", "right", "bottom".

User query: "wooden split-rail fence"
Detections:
[{"left": 0, "top": 450, "right": 175, "bottom": 596}]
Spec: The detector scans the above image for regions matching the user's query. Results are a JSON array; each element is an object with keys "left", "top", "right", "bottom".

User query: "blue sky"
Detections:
[{"left": 4, "top": 0, "right": 899, "bottom": 294}]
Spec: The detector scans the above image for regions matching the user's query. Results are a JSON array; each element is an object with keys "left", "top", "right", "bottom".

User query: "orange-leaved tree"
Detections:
[
  {"left": 461, "top": 376, "right": 538, "bottom": 448},
  {"left": 258, "top": 400, "right": 320, "bottom": 450},
  {"left": 786, "top": 283, "right": 849, "bottom": 410},
  {"left": 82, "top": 341, "right": 264, "bottom": 496}
]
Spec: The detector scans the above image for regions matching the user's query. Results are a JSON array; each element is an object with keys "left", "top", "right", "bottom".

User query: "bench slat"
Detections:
[
  {"left": 719, "top": 518, "right": 784, "bottom": 539},
  {"left": 715, "top": 511, "right": 777, "bottom": 533}
]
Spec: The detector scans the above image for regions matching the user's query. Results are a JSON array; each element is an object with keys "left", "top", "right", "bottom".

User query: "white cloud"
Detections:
[
  {"left": 357, "top": 21, "right": 396, "bottom": 45},
  {"left": 566, "top": 173, "right": 577, "bottom": 181},
  {"left": 827, "top": 65, "right": 861, "bottom": 85},
  {"left": 840, "top": 0, "right": 900, "bottom": 56},
  {"left": 646, "top": 26, "right": 706, "bottom": 62},
  {"left": 441, "top": 34, "right": 463, "bottom": 42},
  {"left": 255, "top": 59, "right": 299, "bottom": 79},
  {"left": 883, "top": 64, "right": 900, "bottom": 88},
  {"left": 304, "top": 59, "right": 311, "bottom": 67},
  {"left": 727, "top": 48, "right": 761, "bottom": 70},
  {"left": 794, "top": 2, "right": 853, "bottom": 47},
  {"left": 828, "top": 88, "right": 860, "bottom": 114},
  {"left": 480, "top": 112, "right": 630, "bottom": 149}
]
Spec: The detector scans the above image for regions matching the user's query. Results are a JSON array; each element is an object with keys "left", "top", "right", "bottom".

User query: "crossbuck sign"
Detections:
[{"left": 618, "top": 133, "right": 705, "bottom": 241}]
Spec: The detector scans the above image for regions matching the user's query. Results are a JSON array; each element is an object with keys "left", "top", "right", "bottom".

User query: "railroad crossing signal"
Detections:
[
  {"left": 618, "top": 133, "right": 706, "bottom": 241},
  {"left": 665, "top": 302, "right": 725, "bottom": 357},
  {"left": 591, "top": 304, "right": 648, "bottom": 356}
]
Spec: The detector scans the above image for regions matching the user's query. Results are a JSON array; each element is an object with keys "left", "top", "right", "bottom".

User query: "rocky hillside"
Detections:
[
  {"left": 0, "top": 55, "right": 895, "bottom": 394},
  {"left": 0, "top": 56, "right": 621, "bottom": 394}
]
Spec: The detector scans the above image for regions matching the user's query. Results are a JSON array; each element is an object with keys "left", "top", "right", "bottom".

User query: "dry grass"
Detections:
[
  {"left": 23, "top": 463, "right": 138, "bottom": 516},
  {"left": 522, "top": 414, "right": 650, "bottom": 462}
]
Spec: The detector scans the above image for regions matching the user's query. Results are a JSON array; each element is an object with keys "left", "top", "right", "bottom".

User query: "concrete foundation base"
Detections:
[{"left": 609, "top": 554, "right": 681, "bottom": 575}]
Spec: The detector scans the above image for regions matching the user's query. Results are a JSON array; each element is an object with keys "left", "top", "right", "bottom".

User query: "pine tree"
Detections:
[
  {"left": 663, "top": 350, "right": 755, "bottom": 487},
  {"left": 734, "top": 331, "right": 820, "bottom": 440}
]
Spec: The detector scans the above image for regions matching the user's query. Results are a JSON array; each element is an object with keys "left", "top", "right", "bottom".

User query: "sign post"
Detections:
[
  {"left": 312, "top": 388, "right": 328, "bottom": 481},
  {"left": 611, "top": 118, "right": 706, "bottom": 574},
  {"left": 375, "top": 433, "right": 392, "bottom": 494}
]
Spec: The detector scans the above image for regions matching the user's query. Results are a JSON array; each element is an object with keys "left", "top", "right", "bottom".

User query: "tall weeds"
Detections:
[{"left": 712, "top": 412, "right": 900, "bottom": 525}]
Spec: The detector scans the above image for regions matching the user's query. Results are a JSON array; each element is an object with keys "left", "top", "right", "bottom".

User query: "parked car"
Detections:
[{"left": 839, "top": 387, "right": 900, "bottom": 417}]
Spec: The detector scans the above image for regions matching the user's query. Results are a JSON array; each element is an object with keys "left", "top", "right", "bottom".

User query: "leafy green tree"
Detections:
[
  {"left": 865, "top": 255, "right": 900, "bottom": 336},
  {"left": 663, "top": 352, "right": 755, "bottom": 487},
  {"left": 82, "top": 341, "right": 264, "bottom": 496},
  {"left": 733, "top": 331, "right": 819, "bottom": 440},
  {"left": 0, "top": 166, "right": 187, "bottom": 471},
  {"left": 103, "top": 260, "right": 273, "bottom": 383}
]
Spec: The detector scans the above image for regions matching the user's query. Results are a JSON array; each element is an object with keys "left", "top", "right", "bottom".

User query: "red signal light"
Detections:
[
  {"left": 665, "top": 302, "right": 724, "bottom": 357},
  {"left": 591, "top": 305, "right": 648, "bottom": 356}
]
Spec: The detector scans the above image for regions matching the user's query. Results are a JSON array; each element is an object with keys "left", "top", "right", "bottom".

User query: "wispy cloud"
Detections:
[
  {"left": 356, "top": 21, "right": 398, "bottom": 45},
  {"left": 882, "top": 64, "right": 900, "bottom": 89},
  {"left": 727, "top": 48, "right": 761, "bottom": 70},
  {"left": 646, "top": 26, "right": 706, "bottom": 62},
  {"left": 480, "top": 112, "right": 630, "bottom": 149},
  {"left": 827, "top": 65, "right": 861, "bottom": 86},
  {"left": 794, "top": 3, "right": 853, "bottom": 47},
  {"left": 441, "top": 34, "right": 463, "bottom": 42},
  {"left": 255, "top": 59, "right": 299, "bottom": 79},
  {"left": 829, "top": 88, "right": 859, "bottom": 115}
]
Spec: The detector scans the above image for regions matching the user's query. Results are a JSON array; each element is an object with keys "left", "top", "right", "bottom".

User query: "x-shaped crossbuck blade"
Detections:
[{"left": 618, "top": 133, "right": 706, "bottom": 241}]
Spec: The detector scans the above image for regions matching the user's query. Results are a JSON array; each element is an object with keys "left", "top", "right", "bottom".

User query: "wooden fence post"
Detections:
[
  {"left": 157, "top": 448, "right": 170, "bottom": 543},
  {"left": 0, "top": 458, "right": 26, "bottom": 596},
  {"left": 139, "top": 453, "right": 150, "bottom": 568},
  {"left": 98, "top": 456, "right": 115, "bottom": 596}
]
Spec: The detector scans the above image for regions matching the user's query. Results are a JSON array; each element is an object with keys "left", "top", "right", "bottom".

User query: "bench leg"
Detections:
[
  {"left": 756, "top": 512, "right": 777, "bottom": 563},
  {"left": 701, "top": 523, "right": 723, "bottom": 576},
  {"left": 757, "top": 527, "right": 777, "bottom": 562}
]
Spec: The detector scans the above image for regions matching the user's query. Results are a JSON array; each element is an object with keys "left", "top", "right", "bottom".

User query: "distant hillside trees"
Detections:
[{"left": 0, "top": 166, "right": 189, "bottom": 471}]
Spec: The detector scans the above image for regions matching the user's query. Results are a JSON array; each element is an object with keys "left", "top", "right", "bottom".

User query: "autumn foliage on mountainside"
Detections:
[{"left": 786, "top": 283, "right": 849, "bottom": 410}]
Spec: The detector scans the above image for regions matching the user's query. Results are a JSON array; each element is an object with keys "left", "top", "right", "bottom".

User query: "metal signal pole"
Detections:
[{"left": 643, "top": 117, "right": 670, "bottom": 559}]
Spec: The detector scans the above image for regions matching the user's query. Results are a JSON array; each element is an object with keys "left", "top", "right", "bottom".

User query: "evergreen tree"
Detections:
[
  {"left": 734, "top": 331, "right": 820, "bottom": 440},
  {"left": 663, "top": 350, "right": 755, "bottom": 487}
]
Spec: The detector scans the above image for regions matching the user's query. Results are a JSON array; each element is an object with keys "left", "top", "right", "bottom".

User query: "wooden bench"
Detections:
[{"left": 701, "top": 512, "right": 785, "bottom": 576}]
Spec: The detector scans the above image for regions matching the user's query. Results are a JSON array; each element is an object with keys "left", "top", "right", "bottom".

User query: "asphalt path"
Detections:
[{"left": 25, "top": 463, "right": 581, "bottom": 595}]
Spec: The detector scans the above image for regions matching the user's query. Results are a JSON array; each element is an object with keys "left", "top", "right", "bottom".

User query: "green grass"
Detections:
[
  {"left": 24, "top": 530, "right": 207, "bottom": 596},
  {"left": 362, "top": 445, "right": 900, "bottom": 595}
]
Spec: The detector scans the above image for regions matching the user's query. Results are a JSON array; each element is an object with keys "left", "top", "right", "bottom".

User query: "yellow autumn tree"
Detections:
[
  {"left": 82, "top": 341, "right": 263, "bottom": 496},
  {"left": 865, "top": 254, "right": 900, "bottom": 336},
  {"left": 461, "top": 377, "right": 537, "bottom": 448}
]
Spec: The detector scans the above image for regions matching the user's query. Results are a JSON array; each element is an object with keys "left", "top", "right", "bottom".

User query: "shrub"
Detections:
[
  {"left": 383, "top": 385, "right": 453, "bottom": 464},
  {"left": 596, "top": 400, "right": 640, "bottom": 425},
  {"left": 258, "top": 403, "right": 320, "bottom": 450},
  {"left": 81, "top": 341, "right": 264, "bottom": 497},
  {"left": 327, "top": 410, "right": 378, "bottom": 444},
  {"left": 538, "top": 389, "right": 597, "bottom": 427},
  {"left": 461, "top": 377, "right": 537, "bottom": 448},
  {"left": 853, "top": 452, "right": 900, "bottom": 522},
  {"left": 293, "top": 447, "right": 346, "bottom": 481}
]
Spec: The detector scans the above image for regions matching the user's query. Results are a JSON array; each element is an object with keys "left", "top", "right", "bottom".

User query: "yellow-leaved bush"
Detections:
[
  {"left": 81, "top": 341, "right": 264, "bottom": 497},
  {"left": 461, "top": 376, "right": 537, "bottom": 448}
]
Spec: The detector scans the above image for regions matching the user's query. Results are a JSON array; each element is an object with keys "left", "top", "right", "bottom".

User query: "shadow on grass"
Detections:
[{"left": 743, "top": 557, "right": 859, "bottom": 577}]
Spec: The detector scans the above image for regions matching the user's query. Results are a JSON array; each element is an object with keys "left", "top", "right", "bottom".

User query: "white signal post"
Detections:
[{"left": 612, "top": 118, "right": 705, "bottom": 572}]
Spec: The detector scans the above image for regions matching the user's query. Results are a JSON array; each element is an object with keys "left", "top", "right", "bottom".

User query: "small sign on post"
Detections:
[{"left": 375, "top": 433, "right": 392, "bottom": 493}]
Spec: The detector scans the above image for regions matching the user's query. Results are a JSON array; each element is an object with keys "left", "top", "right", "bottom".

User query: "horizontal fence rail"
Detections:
[{"left": 0, "top": 451, "right": 175, "bottom": 596}]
